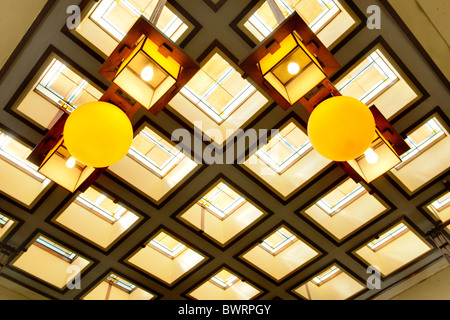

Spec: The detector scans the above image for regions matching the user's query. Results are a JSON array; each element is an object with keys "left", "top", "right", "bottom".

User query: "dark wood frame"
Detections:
[
  {"left": 239, "top": 12, "right": 340, "bottom": 111},
  {"left": 98, "top": 17, "right": 200, "bottom": 115},
  {"left": 337, "top": 105, "right": 411, "bottom": 184}
]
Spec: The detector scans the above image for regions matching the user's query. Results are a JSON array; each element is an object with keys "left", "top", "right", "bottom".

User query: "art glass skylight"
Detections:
[
  {"left": 336, "top": 50, "right": 398, "bottom": 105},
  {"left": 148, "top": 231, "right": 187, "bottom": 259},
  {"left": 198, "top": 182, "right": 246, "bottom": 219},
  {"left": 35, "top": 58, "right": 103, "bottom": 113},
  {"left": 256, "top": 121, "right": 312, "bottom": 174},
  {"left": 367, "top": 223, "right": 409, "bottom": 251},
  {"left": 128, "top": 126, "right": 185, "bottom": 178},
  {"left": 259, "top": 227, "right": 297, "bottom": 255},
  {"left": 316, "top": 181, "right": 366, "bottom": 216},
  {"left": 0, "top": 132, "right": 50, "bottom": 184},
  {"left": 180, "top": 53, "right": 256, "bottom": 124},
  {"left": 91, "top": 0, "right": 188, "bottom": 43},
  {"left": 75, "top": 188, "right": 128, "bottom": 223},
  {"left": 245, "top": 0, "right": 340, "bottom": 42},
  {"left": 35, "top": 236, "right": 77, "bottom": 262}
]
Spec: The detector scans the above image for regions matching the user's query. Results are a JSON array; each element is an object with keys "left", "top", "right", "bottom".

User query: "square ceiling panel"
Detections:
[
  {"left": 388, "top": 110, "right": 449, "bottom": 197},
  {"left": 81, "top": 271, "right": 158, "bottom": 300},
  {"left": 333, "top": 41, "right": 424, "bottom": 121},
  {"left": 185, "top": 266, "right": 263, "bottom": 300},
  {"left": 240, "top": 114, "right": 332, "bottom": 202},
  {"left": 292, "top": 263, "right": 366, "bottom": 300},
  {"left": 167, "top": 44, "right": 271, "bottom": 146},
  {"left": 107, "top": 120, "right": 200, "bottom": 206},
  {"left": 6, "top": 50, "right": 105, "bottom": 134},
  {"left": 238, "top": 223, "right": 323, "bottom": 282},
  {"left": 0, "top": 212, "right": 19, "bottom": 241},
  {"left": 0, "top": 129, "right": 53, "bottom": 209},
  {"left": 421, "top": 191, "right": 450, "bottom": 226},
  {"left": 10, "top": 233, "right": 94, "bottom": 291},
  {"left": 234, "top": 0, "right": 362, "bottom": 50},
  {"left": 123, "top": 228, "right": 209, "bottom": 287},
  {"left": 49, "top": 185, "right": 144, "bottom": 252},
  {"left": 351, "top": 220, "right": 434, "bottom": 278},
  {"left": 66, "top": 0, "right": 198, "bottom": 59},
  {"left": 299, "top": 178, "right": 393, "bottom": 243},
  {"left": 175, "top": 177, "right": 270, "bottom": 248}
]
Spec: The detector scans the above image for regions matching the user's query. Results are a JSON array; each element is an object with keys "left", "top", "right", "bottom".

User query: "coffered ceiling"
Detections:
[{"left": 0, "top": 0, "right": 448, "bottom": 300}]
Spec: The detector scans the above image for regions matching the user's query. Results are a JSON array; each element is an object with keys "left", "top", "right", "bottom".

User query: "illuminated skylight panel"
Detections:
[
  {"left": 210, "top": 270, "right": 239, "bottom": 289},
  {"left": 90, "top": 0, "right": 188, "bottom": 43},
  {"left": 75, "top": 188, "right": 127, "bottom": 223},
  {"left": 336, "top": 50, "right": 399, "bottom": 105},
  {"left": 0, "top": 132, "right": 49, "bottom": 184},
  {"left": 128, "top": 127, "right": 184, "bottom": 177},
  {"left": 148, "top": 232, "right": 187, "bottom": 258},
  {"left": 256, "top": 122, "right": 312, "bottom": 174},
  {"left": 0, "top": 215, "right": 9, "bottom": 227},
  {"left": 311, "top": 266, "right": 342, "bottom": 286},
  {"left": 244, "top": 0, "right": 340, "bottom": 42},
  {"left": 35, "top": 59, "right": 102, "bottom": 113},
  {"left": 316, "top": 182, "right": 366, "bottom": 216},
  {"left": 106, "top": 274, "right": 137, "bottom": 293},
  {"left": 367, "top": 223, "right": 409, "bottom": 251},
  {"left": 35, "top": 236, "right": 77, "bottom": 261},
  {"left": 398, "top": 118, "right": 446, "bottom": 165},
  {"left": 198, "top": 183, "right": 246, "bottom": 219},
  {"left": 430, "top": 193, "right": 450, "bottom": 215},
  {"left": 180, "top": 53, "right": 256, "bottom": 124},
  {"left": 260, "top": 227, "right": 297, "bottom": 255}
]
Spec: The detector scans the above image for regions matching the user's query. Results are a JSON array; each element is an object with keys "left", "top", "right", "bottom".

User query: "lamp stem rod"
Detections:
[
  {"left": 267, "top": 0, "right": 285, "bottom": 25},
  {"left": 149, "top": 0, "right": 167, "bottom": 25}
]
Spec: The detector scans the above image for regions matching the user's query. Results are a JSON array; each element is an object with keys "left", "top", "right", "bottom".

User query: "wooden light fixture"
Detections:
[
  {"left": 337, "top": 106, "right": 410, "bottom": 184},
  {"left": 239, "top": 12, "right": 340, "bottom": 110},
  {"left": 99, "top": 17, "right": 200, "bottom": 115},
  {"left": 27, "top": 86, "right": 139, "bottom": 193}
]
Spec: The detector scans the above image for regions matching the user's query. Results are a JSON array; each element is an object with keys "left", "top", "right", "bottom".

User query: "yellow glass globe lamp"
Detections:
[
  {"left": 64, "top": 101, "right": 134, "bottom": 168},
  {"left": 307, "top": 96, "right": 376, "bottom": 162}
]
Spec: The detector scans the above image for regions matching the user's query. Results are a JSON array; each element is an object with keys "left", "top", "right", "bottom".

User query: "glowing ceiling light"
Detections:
[
  {"left": 364, "top": 148, "right": 379, "bottom": 164},
  {"left": 66, "top": 156, "right": 76, "bottom": 169},
  {"left": 288, "top": 62, "right": 300, "bottom": 75},
  {"left": 141, "top": 66, "right": 154, "bottom": 82}
]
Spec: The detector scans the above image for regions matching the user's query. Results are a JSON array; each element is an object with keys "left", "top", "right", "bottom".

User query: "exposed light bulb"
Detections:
[
  {"left": 141, "top": 66, "right": 154, "bottom": 82},
  {"left": 288, "top": 62, "right": 300, "bottom": 75},
  {"left": 66, "top": 156, "right": 76, "bottom": 169},
  {"left": 364, "top": 148, "right": 379, "bottom": 164}
]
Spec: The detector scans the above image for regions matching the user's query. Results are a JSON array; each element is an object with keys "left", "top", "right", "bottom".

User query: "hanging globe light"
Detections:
[
  {"left": 64, "top": 101, "right": 134, "bottom": 168},
  {"left": 307, "top": 96, "right": 376, "bottom": 162}
]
